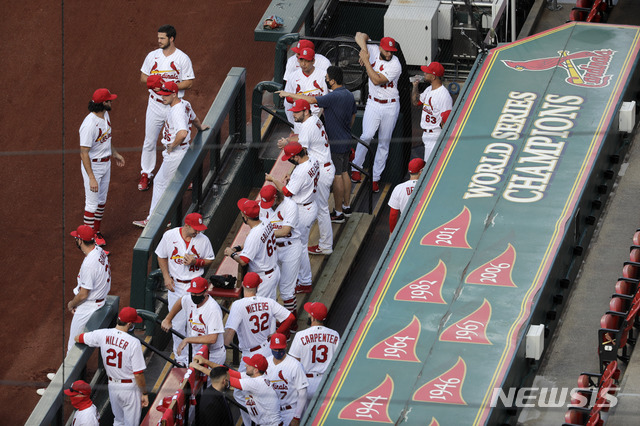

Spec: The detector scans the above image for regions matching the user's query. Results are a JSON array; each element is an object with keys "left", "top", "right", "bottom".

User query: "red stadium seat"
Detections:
[
  {"left": 629, "top": 246, "right": 640, "bottom": 263},
  {"left": 614, "top": 278, "right": 638, "bottom": 297},
  {"left": 576, "top": 0, "right": 593, "bottom": 7},
  {"left": 569, "top": 9, "right": 588, "bottom": 22},
  {"left": 632, "top": 229, "right": 640, "bottom": 246},
  {"left": 622, "top": 262, "right": 640, "bottom": 280}
]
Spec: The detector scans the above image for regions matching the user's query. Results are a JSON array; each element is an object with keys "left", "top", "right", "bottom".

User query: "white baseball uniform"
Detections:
[
  {"left": 79, "top": 111, "right": 113, "bottom": 229},
  {"left": 419, "top": 85, "right": 453, "bottom": 160},
  {"left": 239, "top": 373, "right": 282, "bottom": 426},
  {"left": 284, "top": 67, "right": 328, "bottom": 133},
  {"left": 70, "top": 403, "right": 100, "bottom": 426},
  {"left": 155, "top": 227, "right": 214, "bottom": 364},
  {"left": 282, "top": 158, "right": 320, "bottom": 286},
  {"left": 266, "top": 355, "right": 309, "bottom": 424},
  {"left": 78, "top": 328, "right": 146, "bottom": 426},
  {"left": 298, "top": 116, "right": 335, "bottom": 252},
  {"left": 181, "top": 295, "right": 226, "bottom": 364},
  {"left": 352, "top": 44, "right": 402, "bottom": 182},
  {"left": 289, "top": 325, "right": 340, "bottom": 403},
  {"left": 239, "top": 219, "right": 281, "bottom": 301},
  {"left": 388, "top": 179, "right": 418, "bottom": 214},
  {"left": 284, "top": 52, "right": 331, "bottom": 83},
  {"left": 140, "top": 48, "right": 194, "bottom": 176},
  {"left": 147, "top": 99, "right": 197, "bottom": 220},
  {"left": 260, "top": 197, "right": 301, "bottom": 308},
  {"left": 68, "top": 246, "right": 111, "bottom": 353}
]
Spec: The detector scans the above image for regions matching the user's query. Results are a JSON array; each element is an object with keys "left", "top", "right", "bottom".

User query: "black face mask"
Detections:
[
  {"left": 325, "top": 79, "right": 332, "bottom": 89},
  {"left": 288, "top": 158, "right": 299, "bottom": 166},
  {"left": 191, "top": 294, "right": 206, "bottom": 305},
  {"left": 306, "top": 317, "right": 312, "bottom": 326},
  {"left": 242, "top": 216, "right": 248, "bottom": 225}
]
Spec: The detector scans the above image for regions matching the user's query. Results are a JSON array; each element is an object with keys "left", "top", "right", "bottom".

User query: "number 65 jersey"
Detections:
[
  {"left": 79, "top": 328, "right": 146, "bottom": 380},
  {"left": 288, "top": 325, "right": 340, "bottom": 375}
]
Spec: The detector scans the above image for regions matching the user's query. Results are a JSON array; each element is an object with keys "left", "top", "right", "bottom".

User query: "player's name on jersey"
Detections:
[
  {"left": 245, "top": 302, "right": 270, "bottom": 314},
  {"left": 299, "top": 332, "right": 339, "bottom": 346},
  {"left": 105, "top": 335, "right": 130, "bottom": 350}
]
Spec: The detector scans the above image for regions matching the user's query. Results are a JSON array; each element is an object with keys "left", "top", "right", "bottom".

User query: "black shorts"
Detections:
[{"left": 331, "top": 151, "right": 351, "bottom": 175}]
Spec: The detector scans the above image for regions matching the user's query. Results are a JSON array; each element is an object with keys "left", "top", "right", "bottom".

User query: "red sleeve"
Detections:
[
  {"left": 239, "top": 256, "right": 250, "bottom": 264},
  {"left": 282, "top": 186, "right": 293, "bottom": 197},
  {"left": 441, "top": 110, "right": 451, "bottom": 124},
  {"left": 389, "top": 208, "right": 400, "bottom": 233},
  {"left": 229, "top": 369, "right": 241, "bottom": 379},
  {"left": 276, "top": 313, "right": 296, "bottom": 335},
  {"left": 230, "top": 376, "right": 242, "bottom": 390},
  {"left": 134, "top": 370, "right": 144, "bottom": 375},
  {"left": 78, "top": 334, "right": 86, "bottom": 344}
]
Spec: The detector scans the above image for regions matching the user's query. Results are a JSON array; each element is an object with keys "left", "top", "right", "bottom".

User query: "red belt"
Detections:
[
  {"left": 91, "top": 156, "right": 111, "bottom": 162},
  {"left": 276, "top": 241, "right": 292, "bottom": 247},
  {"left": 369, "top": 95, "right": 397, "bottom": 104},
  {"left": 306, "top": 373, "right": 322, "bottom": 378},
  {"left": 323, "top": 162, "right": 332, "bottom": 167},
  {"left": 303, "top": 202, "right": 313, "bottom": 207},
  {"left": 94, "top": 299, "right": 105, "bottom": 303},
  {"left": 249, "top": 343, "right": 265, "bottom": 352},
  {"left": 109, "top": 377, "right": 133, "bottom": 383},
  {"left": 260, "top": 268, "right": 275, "bottom": 275},
  {"left": 175, "top": 278, "right": 191, "bottom": 284},
  {"left": 423, "top": 129, "right": 437, "bottom": 133},
  {"left": 280, "top": 405, "right": 293, "bottom": 411}
]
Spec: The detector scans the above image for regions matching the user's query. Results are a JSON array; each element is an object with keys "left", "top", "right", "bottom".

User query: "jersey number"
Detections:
[
  {"left": 105, "top": 348, "right": 123, "bottom": 368},
  {"left": 249, "top": 313, "right": 270, "bottom": 334},
  {"left": 425, "top": 113, "right": 437, "bottom": 124},
  {"left": 381, "top": 81, "right": 394, "bottom": 89},
  {"left": 311, "top": 344, "right": 329, "bottom": 363},
  {"left": 266, "top": 234, "right": 277, "bottom": 257}
]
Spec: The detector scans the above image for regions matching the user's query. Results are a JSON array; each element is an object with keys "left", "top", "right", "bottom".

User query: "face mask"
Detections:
[
  {"left": 242, "top": 216, "right": 248, "bottom": 225},
  {"left": 191, "top": 294, "right": 206, "bottom": 304},
  {"left": 288, "top": 158, "right": 299, "bottom": 166},
  {"left": 128, "top": 324, "right": 135, "bottom": 332},
  {"left": 271, "top": 349, "right": 286, "bottom": 360},
  {"left": 306, "top": 318, "right": 312, "bottom": 326},
  {"left": 325, "top": 79, "right": 332, "bottom": 88}
]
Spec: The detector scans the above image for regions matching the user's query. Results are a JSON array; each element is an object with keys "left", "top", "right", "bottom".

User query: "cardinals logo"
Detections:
[
  {"left": 170, "top": 61, "right": 178, "bottom": 73},
  {"left": 313, "top": 80, "right": 324, "bottom": 93},
  {"left": 502, "top": 49, "right": 615, "bottom": 88},
  {"left": 150, "top": 62, "right": 158, "bottom": 73}
]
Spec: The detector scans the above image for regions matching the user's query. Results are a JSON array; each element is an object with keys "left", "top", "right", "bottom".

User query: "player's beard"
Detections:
[{"left": 104, "top": 104, "right": 112, "bottom": 111}]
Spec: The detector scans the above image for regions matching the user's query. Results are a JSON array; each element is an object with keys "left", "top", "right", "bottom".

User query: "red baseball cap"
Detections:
[
  {"left": 64, "top": 380, "right": 92, "bottom": 396},
  {"left": 184, "top": 212, "right": 207, "bottom": 231},
  {"left": 298, "top": 47, "right": 315, "bottom": 61},
  {"left": 243, "top": 354, "right": 268, "bottom": 372},
  {"left": 408, "top": 158, "right": 426, "bottom": 174},
  {"left": 304, "top": 302, "right": 328, "bottom": 321},
  {"left": 119, "top": 307, "right": 143, "bottom": 324},
  {"left": 237, "top": 198, "right": 260, "bottom": 219},
  {"left": 288, "top": 99, "right": 311, "bottom": 112},
  {"left": 156, "top": 395, "right": 174, "bottom": 412},
  {"left": 292, "top": 39, "right": 314, "bottom": 54},
  {"left": 92, "top": 88, "right": 117, "bottom": 103},
  {"left": 380, "top": 37, "right": 397, "bottom": 52},
  {"left": 146, "top": 75, "right": 164, "bottom": 90},
  {"left": 70, "top": 225, "right": 95, "bottom": 241},
  {"left": 421, "top": 62, "right": 445, "bottom": 78},
  {"left": 187, "top": 277, "right": 209, "bottom": 293},
  {"left": 281, "top": 142, "right": 304, "bottom": 161},
  {"left": 157, "top": 81, "right": 179, "bottom": 95},
  {"left": 242, "top": 272, "right": 262, "bottom": 289},
  {"left": 270, "top": 333, "right": 287, "bottom": 349},
  {"left": 260, "top": 185, "right": 277, "bottom": 209}
]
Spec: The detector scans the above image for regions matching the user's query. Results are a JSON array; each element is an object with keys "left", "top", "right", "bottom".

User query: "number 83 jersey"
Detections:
[{"left": 79, "top": 328, "right": 146, "bottom": 380}]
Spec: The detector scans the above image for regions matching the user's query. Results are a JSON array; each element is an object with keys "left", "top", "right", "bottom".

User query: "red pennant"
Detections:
[
  {"left": 338, "top": 374, "right": 394, "bottom": 423},
  {"left": 394, "top": 260, "right": 447, "bottom": 304},
  {"left": 465, "top": 244, "right": 516, "bottom": 287},
  {"left": 367, "top": 316, "right": 421, "bottom": 362},
  {"left": 439, "top": 299, "right": 492, "bottom": 345},
  {"left": 413, "top": 357, "right": 467, "bottom": 405},
  {"left": 420, "top": 206, "right": 472, "bottom": 248}
]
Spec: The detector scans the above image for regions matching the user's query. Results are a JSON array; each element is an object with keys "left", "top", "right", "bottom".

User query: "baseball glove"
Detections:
[
  {"left": 146, "top": 74, "right": 164, "bottom": 90},
  {"left": 263, "top": 15, "right": 284, "bottom": 30},
  {"left": 209, "top": 274, "right": 237, "bottom": 290}
]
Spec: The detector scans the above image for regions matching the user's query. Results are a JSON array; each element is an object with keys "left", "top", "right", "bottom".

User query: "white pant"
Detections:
[
  {"left": 352, "top": 100, "right": 400, "bottom": 181},
  {"left": 306, "top": 374, "right": 323, "bottom": 406},
  {"left": 81, "top": 160, "right": 110, "bottom": 211},
  {"left": 141, "top": 96, "right": 170, "bottom": 175},
  {"left": 255, "top": 266, "right": 281, "bottom": 301},
  {"left": 277, "top": 239, "right": 302, "bottom": 301},
  {"left": 67, "top": 299, "right": 106, "bottom": 353},
  {"left": 236, "top": 345, "right": 272, "bottom": 426},
  {"left": 147, "top": 147, "right": 188, "bottom": 220},
  {"left": 109, "top": 382, "right": 141, "bottom": 426},
  {"left": 296, "top": 201, "right": 318, "bottom": 285},
  {"left": 315, "top": 163, "right": 335, "bottom": 250},
  {"left": 422, "top": 128, "right": 442, "bottom": 161},
  {"left": 167, "top": 282, "right": 188, "bottom": 365},
  {"left": 281, "top": 405, "right": 297, "bottom": 425}
]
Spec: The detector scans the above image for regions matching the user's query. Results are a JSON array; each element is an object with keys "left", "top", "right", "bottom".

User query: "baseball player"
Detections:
[
  {"left": 266, "top": 142, "right": 320, "bottom": 294},
  {"left": 224, "top": 198, "right": 281, "bottom": 300},
  {"left": 283, "top": 39, "right": 331, "bottom": 84},
  {"left": 139, "top": 24, "right": 195, "bottom": 191},
  {"left": 192, "top": 354, "right": 282, "bottom": 426},
  {"left": 350, "top": 33, "right": 402, "bottom": 193},
  {"left": 133, "top": 81, "right": 209, "bottom": 228},
  {"left": 75, "top": 307, "right": 149, "bottom": 426},
  {"left": 266, "top": 333, "right": 309, "bottom": 426},
  {"left": 67, "top": 225, "right": 111, "bottom": 354},
  {"left": 277, "top": 65, "right": 357, "bottom": 224},
  {"left": 388, "top": 158, "right": 426, "bottom": 233},
  {"left": 223, "top": 272, "right": 294, "bottom": 425},
  {"left": 65, "top": 380, "right": 100, "bottom": 426},
  {"left": 284, "top": 47, "right": 328, "bottom": 134},
  {"left": 289, "top": 302, "right": 340, "bottom": 404},
  {"left": 153, "top": 212, "right": 215, "bottom": 365},
  {"left": 161, "top": 277, "right": 225, "bottom": 365},
  {"left": 412, "top": 61, "right": 453, "bottom": 161},
  {"left": 278, "top": 99, "right": 335, "bottom": 256},
  {"left": 259, "top": 184, "right": 301, "bottom": 315},
  {"left": 79, "top": 88, "right": 125, "bottom": 247}
]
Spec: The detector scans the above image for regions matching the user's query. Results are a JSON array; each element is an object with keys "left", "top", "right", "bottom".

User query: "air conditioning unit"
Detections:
[{"left": 384, "top": 0, "right": 439, "bottom": 66}]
